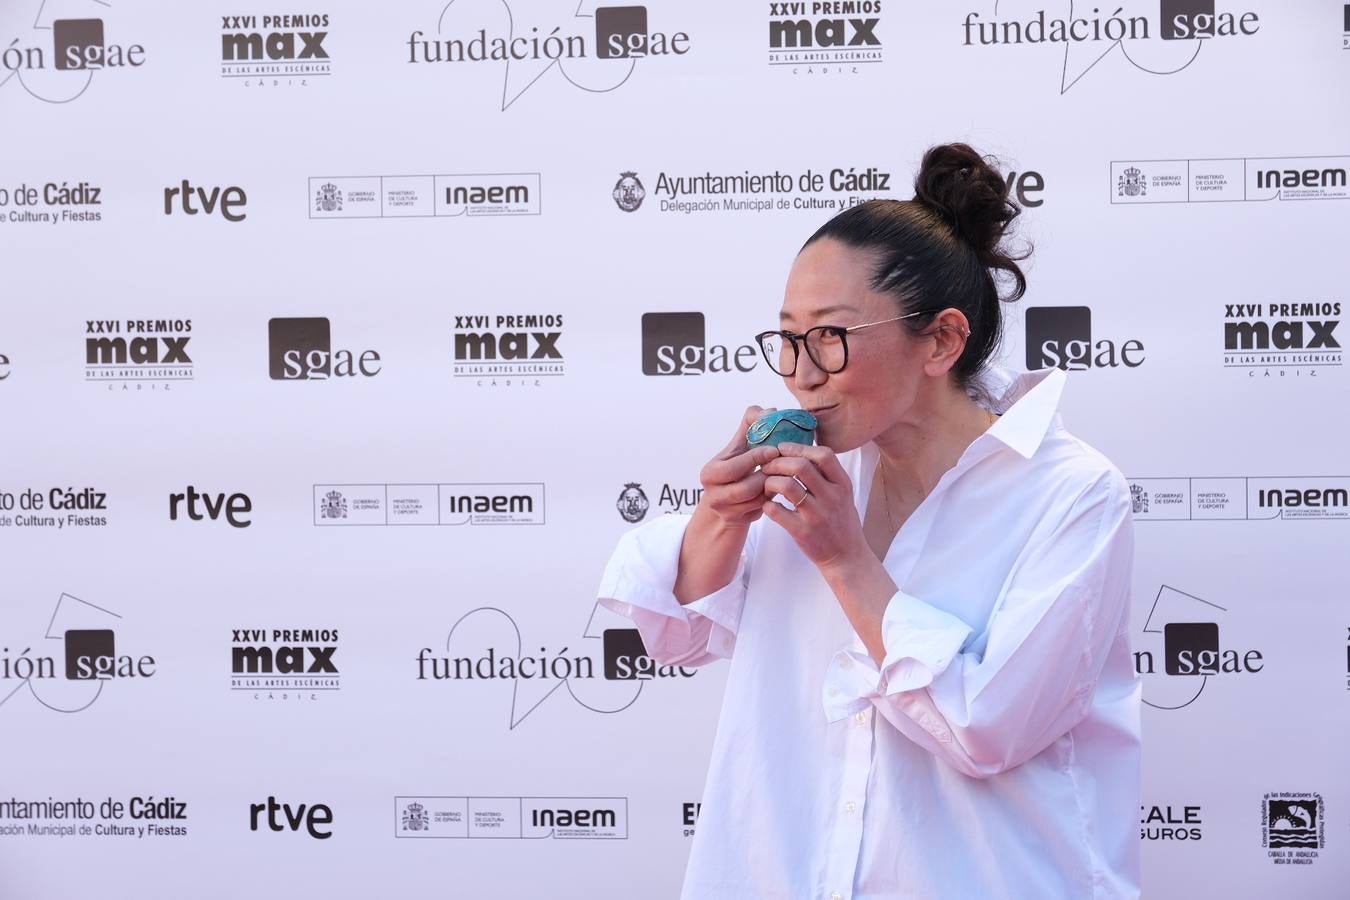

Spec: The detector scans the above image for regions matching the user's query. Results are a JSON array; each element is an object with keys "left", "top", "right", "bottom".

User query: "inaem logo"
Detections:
[
  {"left": 249, "top": 797, "right": 332, "bottom": 839},
  {"left": 268, "top": 317, "right": 382, "bottom": 380},
  {"left": 1025, "top": 306, "right": 1145, "bottom": 371},
  {"left": 0, "top": 352, "right": 10, "bottom": 380},
  {"left": 641, "top": 313, "right": 758, "bottom": 375}
]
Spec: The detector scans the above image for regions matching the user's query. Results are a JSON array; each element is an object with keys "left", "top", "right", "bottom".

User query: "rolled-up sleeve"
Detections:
[
  {"left": 823, "top": 472, "right": 1134, "bottom": 779},
  {"left": 597, "top": 514, "right": 756, "bottom": 667}
]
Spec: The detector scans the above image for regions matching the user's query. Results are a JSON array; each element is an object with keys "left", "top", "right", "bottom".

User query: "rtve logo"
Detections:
[
  {"left": 268, "top": 318, "right": 382, "bottom": 380},
  {"left": 169, "top": 487, "right": 252, "bottom": 528},
  {"left": 1025, "top": 306, "right": 1145, "bottom": 371},
  {"left": 249, "top": 796, "right": 333, "bottom": 839},
  {"left": 640, "top": 313, "right": 758, "bottom": 376},
  {"left": 163, "top": 180, "right": 247, "bottom": 222}
]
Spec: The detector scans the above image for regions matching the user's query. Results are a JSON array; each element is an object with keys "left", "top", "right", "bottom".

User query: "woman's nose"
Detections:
[{"left": 793, "top": 349, "right": 828, "bottom": 389}]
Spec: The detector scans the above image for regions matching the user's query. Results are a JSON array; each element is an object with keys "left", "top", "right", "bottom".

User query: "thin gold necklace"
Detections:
[{"left": 879, "top": 457, "right": 895, "bottom": 532}]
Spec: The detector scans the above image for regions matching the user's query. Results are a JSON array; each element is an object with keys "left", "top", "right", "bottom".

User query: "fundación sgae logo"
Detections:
[
  {"left": 1133, "top": 585, "right": 1262, "bottom": 711},
  {"left": 1, "top": 10, "right": 146, "bottom": 105},
  {"left": 1, "top": 593, "right": 154, "bottom": 717},
  {"left": 406, "top": 3, "right": 690, "bottom": 110},
  {"left": 416, "top": 606, "right": 695, "bottom": 729},
  {"left": 959, "top": 1, "right": 1262, "bottom": 94}
]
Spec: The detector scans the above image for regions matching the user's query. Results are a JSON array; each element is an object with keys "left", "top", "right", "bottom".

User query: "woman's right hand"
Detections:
[
  {"left": 676, "top": 407, "right": 780, "bottom": 604},
  {"left": 696, "top": 406, "right": 782, "bottom": 529}
]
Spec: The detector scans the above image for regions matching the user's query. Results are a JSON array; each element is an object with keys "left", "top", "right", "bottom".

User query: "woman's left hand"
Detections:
[{"left": 760, "top": 443, "right": 868, "bottom": 572}]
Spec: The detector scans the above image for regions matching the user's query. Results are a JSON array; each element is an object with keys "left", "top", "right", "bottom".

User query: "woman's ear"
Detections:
[{"left": 922, "top": 308, "right": 972, "bottom": 377}]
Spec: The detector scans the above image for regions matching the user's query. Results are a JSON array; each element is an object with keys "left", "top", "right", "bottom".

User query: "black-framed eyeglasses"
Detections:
[{"left": 755, "top": 312, "right": 925, "bottom": 377}]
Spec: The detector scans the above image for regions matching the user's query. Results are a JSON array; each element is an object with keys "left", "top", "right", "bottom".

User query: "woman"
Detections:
[{"left": 598, "top": 143, "right": 1140, "bottom": 899}]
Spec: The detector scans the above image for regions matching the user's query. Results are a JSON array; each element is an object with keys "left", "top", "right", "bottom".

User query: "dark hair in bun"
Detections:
[{"left": 802, "top": 142, "right": 1028, "bottom": 385}]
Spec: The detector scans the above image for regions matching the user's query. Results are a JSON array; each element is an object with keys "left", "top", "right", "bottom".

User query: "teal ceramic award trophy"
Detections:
[{"left": 746, "top": 409, "right": 818, "bottom": 448}]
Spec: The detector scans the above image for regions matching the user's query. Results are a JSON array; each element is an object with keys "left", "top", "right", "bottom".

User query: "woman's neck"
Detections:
[{"left": 873, "top": 384, "right": 995, "bottom": 501}]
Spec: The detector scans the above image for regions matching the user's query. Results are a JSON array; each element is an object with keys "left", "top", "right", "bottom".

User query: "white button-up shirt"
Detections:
[{"left": 598, "top": 369, "right": 1140, "bottom": 899}]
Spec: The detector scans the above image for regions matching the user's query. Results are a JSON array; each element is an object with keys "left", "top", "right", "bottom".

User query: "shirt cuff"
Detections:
[
  {"left": 820, "top": 591, "right": 974, "bottom": 723},
  {"left": 596, "top": 514, "right": 748, "bottom": 663},
  {"left": 877, "top": 589, "right": 974, "bottom": 695}
]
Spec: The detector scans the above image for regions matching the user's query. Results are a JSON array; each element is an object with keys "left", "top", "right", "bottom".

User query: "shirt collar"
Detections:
[{"left": 978, "top": 367, "right": 1067, "bottom": 459}]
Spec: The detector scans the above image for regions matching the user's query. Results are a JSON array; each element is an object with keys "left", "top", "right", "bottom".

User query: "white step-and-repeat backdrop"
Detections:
[{"left": 1, "top": 0, "right": 1347, "bottom": 897}]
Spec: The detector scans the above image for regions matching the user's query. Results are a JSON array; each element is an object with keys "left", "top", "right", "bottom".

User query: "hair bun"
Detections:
[{"left": 913, "top": 143, "right": 1027, "bottom": 302}]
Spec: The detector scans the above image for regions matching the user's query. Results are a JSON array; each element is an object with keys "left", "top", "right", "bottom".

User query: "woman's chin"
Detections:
[{"left": 816, "top": 426, "right": 859, "bottom": 454}]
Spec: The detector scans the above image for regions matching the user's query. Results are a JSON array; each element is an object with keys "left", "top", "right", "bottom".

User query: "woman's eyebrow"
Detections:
[{"left": 780, "top": 305, "right": 858, "bottom": 323}]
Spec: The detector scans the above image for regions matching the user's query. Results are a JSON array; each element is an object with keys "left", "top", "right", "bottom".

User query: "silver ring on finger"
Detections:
[{"left": 791, "top": 475, "right": 811, "bottom": 506}]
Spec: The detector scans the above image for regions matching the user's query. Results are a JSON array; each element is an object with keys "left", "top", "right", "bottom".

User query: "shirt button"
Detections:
[
  {"left": 827, "top": 686, "right": 838, "bottom": 697},
  {"left": 839, "top": 656, "right": 853, "bottom": 669},
  {"left": 854, "top": 711, "right": 868, "bottom": 725},
  {"left": 831, "top": 893, "right": 843, "bottom": 900},
  {"left": 845, "top": 801, "right": 856, "bottom": 814}
]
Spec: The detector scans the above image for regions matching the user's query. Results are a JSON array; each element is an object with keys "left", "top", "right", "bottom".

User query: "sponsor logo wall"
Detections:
[{"left": 2, "top": 1, "right": 1345, "bottom": 897}]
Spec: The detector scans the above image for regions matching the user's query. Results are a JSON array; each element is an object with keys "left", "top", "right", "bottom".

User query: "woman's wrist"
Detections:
[{"left": 818, "top": 537, "right": 878, "bottom": 590}]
